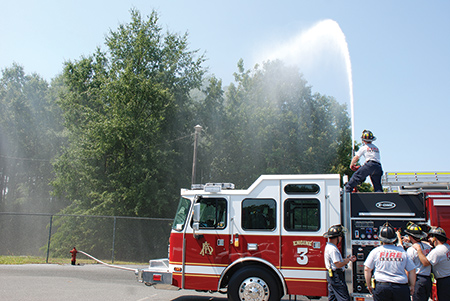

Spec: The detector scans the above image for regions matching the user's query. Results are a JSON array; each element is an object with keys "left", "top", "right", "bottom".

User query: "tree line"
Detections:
[{"left": 0, "top": 9, "right": 352, "bottom": 258}]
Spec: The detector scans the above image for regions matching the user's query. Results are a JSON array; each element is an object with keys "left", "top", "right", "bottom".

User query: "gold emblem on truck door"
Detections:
[{"left": 200, "top": 241, "right": 214, "bottom": 256}]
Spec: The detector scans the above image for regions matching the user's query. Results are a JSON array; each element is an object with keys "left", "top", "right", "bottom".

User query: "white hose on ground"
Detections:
[{"left": 77, "top": 250, "right": 138, "bottom": 273}]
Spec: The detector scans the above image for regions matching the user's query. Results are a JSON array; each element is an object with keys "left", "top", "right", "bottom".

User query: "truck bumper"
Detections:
[{"left": 136, "top": 258, "right": 178, "bottom": 290}]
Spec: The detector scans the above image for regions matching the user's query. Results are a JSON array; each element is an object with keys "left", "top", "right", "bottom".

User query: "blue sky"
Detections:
[{"left": 1, "top": 0, "right": 449, "bottom": 173}]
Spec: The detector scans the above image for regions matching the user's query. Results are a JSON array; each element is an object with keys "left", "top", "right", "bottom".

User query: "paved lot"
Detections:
[{"left": 0, "top": 264, "right": 326, "bottom": 300}]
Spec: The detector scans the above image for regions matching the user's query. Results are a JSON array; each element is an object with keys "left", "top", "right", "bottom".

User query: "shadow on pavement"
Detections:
[
  {"left": 172, "top": 296, "right": 227, "bottom": 301},
  {"left": 170, "top": 295, "right": 324, "bottom": 301}
]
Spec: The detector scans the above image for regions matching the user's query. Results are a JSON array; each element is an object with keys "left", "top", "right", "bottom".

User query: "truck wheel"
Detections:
[{"left": 228, "top": 266, "right": 281, "bottom": 301}]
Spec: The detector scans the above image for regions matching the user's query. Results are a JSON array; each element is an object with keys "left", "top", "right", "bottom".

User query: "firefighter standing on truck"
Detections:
[
  {"left": 324, "top": 224, "right": 356, "bottom": 301},
  {"left": 345, "top": 130, "right": 383, "bottom": 192},
  {"left": 403, "top": 223, "right": 432, "bottom": 301},
  {"left": 413, "top": 226, "right": 450, "bottom": 301},
  {"left": 364, "top": 222, "right": 417, "bottom": 301}
]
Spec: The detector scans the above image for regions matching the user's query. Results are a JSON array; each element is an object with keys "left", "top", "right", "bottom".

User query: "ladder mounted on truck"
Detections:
[{"left": 382, "top": 172, "right": 450, "bottom": 192}]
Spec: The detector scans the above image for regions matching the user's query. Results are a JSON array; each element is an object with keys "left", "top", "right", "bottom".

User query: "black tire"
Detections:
[{"left": 227, "top": 266, "right": 281, "bottom": 301}]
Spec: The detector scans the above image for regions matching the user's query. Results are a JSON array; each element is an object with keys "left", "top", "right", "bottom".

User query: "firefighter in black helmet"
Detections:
[
  {"left": 323, "top": 224, "right": 356, "bottom": 301},
  {"left": 413, "top": 226, "right": 450, "bottom": 301},
  {"left": 403, "top": 223, "right": 432, "bottom": 301},
  {"left": 364, "top": 222, "right": 417, "bottom": 301},
  {"left": 345, "top": 130, "right": 383, "bottom": 192}
]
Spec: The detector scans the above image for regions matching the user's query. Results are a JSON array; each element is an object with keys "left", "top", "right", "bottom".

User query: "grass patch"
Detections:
[
  {"left": 0, "top": 255, "right": 96, "bottom": 265},
  {"left": 0, "top": 255, "right": 147, "bottom": 265}
]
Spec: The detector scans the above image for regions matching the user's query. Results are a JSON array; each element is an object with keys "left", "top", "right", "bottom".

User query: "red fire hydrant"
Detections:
[{"left": 70, "top": 247, "right": 77, "bottom": 265}]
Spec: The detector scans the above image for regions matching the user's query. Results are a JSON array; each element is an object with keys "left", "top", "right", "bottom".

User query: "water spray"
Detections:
[{"left": 261, "top": 19, "right": 356, "bottom": 156}]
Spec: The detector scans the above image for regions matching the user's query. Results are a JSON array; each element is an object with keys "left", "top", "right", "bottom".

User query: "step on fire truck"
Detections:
[{"left": 137, "top": 172, "right": 450, "bottom": 301}]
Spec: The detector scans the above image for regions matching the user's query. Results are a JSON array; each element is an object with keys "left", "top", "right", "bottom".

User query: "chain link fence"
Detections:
[{"left": 0, "top": 212, "right": 173, "bottom": 263}]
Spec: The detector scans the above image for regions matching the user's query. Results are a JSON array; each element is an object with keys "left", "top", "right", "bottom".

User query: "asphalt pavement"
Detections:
[{"left": 0, "top": 264, "right": 326, "bottom": 300}]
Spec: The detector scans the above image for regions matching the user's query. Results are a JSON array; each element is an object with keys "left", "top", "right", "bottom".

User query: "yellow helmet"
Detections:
[{"left": 404, "top": 222, "right": 427, "bottom": 240}]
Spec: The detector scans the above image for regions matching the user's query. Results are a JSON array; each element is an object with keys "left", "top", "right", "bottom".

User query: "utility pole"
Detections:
[{"left": 191, "top": 125, "right": 202, "bottom": 186}]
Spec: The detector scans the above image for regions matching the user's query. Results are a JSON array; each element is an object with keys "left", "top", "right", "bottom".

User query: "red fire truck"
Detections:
[{"left": 137, "top": 172, "right": 450, "bottom": 300}]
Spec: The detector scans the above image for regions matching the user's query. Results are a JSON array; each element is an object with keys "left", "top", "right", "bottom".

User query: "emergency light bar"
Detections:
[
  {"left": 190, "top": 183, "right": 235, "bottom": 192},
  {"left": 190, "top": 184, "right": 204, "bottom": 190}
]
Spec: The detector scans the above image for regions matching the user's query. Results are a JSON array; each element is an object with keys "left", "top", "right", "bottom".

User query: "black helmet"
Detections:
[
  {"left": 418, "top": 223, "right": 431, "bottom": 234},
  {"left": 361, "top": 130, "right": 376, "bottom": 142},
  {"left": 378, "top": 222, "right": 397, "bottom": 243},
  {"left": 323, "top": 224, "right": 346, "bottom": 238},
  {"left": 429, "top": 227, "right": 448, "bottom": 241},
  {"left": 404, "top": 222, "right": 427, "bottom": 240}
]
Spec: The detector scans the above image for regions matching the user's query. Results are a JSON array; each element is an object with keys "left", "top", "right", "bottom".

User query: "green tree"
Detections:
[
  {"left": 194, "top": 59, "right": 352, "bottom": 188},
  {"left": 0, "top": 64, "right": 63, "bottom": 213},
  {"left": 190, "top": 76, "right": 226, "bottom": 184},
  {"left": 53, "top": 9, "right": 204, "bottom": 217},
  {"left": 50, "top": 8, "right": 205, "bottom": 258}
]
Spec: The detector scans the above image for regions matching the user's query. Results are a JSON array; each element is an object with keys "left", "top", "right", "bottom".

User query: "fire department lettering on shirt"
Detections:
[{"left": 379, "top": 251, "right": 403, "bottom": 261}]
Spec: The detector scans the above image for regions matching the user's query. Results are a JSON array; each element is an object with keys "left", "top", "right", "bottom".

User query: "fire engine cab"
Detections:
[{"left": 137, "top": 172, "right": 450, "bottom": 301}]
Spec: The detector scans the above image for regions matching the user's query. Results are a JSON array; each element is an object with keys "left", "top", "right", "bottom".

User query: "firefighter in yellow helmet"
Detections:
[{"left": 403, "top": 223, "right": 432, "bottom": 301}]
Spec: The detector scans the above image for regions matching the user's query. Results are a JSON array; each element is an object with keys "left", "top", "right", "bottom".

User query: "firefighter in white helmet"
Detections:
[
  {"left": 323, "top": 224, "right": 356, "bottom": 301},
  {"left": 345, "top": 130, "right": 383, "bottom": 192},
  {"left": 413, "top": 226, "right": 450, "bottom": 301},
  {"left": 364, "top": 222, "right": 417, "bottom": 301}
]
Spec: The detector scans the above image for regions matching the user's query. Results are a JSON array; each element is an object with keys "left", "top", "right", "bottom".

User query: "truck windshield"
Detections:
[{"left": 172, "top": 197, "right": 191, "bottom": 231}]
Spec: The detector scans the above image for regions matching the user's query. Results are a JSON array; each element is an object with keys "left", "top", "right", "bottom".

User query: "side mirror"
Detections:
[
  {"left": 193, "top": 203, "right": 200, "bottom": 223},
  {"left": 192, "top": 203, "right": 202, "bottom": 239}
]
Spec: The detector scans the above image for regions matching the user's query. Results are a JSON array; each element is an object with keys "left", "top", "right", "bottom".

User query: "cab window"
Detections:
[
  {"left": 284, "top": 184, "right": 320, "bottom": 194},
  {"left": 172, "top": 197, "right": 191, "bottom": 231},
  {"left": 192, "top": 197, "right": 227, "bottom": 229},
  {"left": 284, "top": 198, "right": 320, "bottom": 231},
  {"left": 242, "top": 198, "right": 276, "bottom": 230}
]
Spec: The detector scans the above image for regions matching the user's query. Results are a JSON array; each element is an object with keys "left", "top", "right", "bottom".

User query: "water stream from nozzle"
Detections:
[{"left": 262, "top": 19, "right": 355, "bottom": 154}]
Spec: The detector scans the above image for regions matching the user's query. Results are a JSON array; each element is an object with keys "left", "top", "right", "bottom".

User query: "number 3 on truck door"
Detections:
[{"left": 296, "top": 247, "right": 309, "bottom": 265}]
